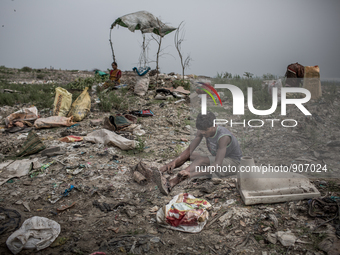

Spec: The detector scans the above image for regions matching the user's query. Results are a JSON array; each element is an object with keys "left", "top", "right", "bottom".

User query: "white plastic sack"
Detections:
[
  {"left": 134, "top": 73, "right": 150, "bottom": 96},
  {"left": 84, "top": 129, "right": 136, "bottom": 150},
  {"left": 6, "top": 216, "right": 60, "bottom": 254}
]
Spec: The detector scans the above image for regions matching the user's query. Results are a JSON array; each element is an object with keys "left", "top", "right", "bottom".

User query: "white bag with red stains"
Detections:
[{"left": 156, "top": 193, "right": 211, "bottom": 233}]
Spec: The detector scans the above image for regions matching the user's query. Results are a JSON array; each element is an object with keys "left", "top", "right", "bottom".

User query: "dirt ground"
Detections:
[{"left": 0, "top": 69, "right": 340, "bottom": 255}]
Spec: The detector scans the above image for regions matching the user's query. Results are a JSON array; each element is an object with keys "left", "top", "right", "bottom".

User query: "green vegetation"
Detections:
[
  {"left": 135, "top": 136, "right": 146, "bottom": 153},
  {"left": 172, "top": 79, "right": 191, "bottom": 90},
  {"left": 0, "top": 81, "right": 54, "bottom": 108},
  {"left": 216, "top": 71, "right": 233, "bottom": 79},
  {"left": 21, "top": 66, "right": 33, "bottom": 72},
  {"left": 148, "top": 82, "right": 156, "bottom": 90},
  {"left": 67, "top": 74, "right": 103, "bottom": 91},
  {"left": 327, "top": 180, "right": 340, "bottom": 192},
  {"left": 0, "top": 73, "right": 105, "bottom": 109},
  {"left": 0, "top": 65, "right": 14, "bottom": 75},
  {"left": 159, "top": 142, "right": 185, "bottom": 159},
  {"left": 254, "top": 234, "right": 264, "bottom": 242},
  {"left": 262, "top": 73, "right": 277, "bottom": 79},
  {"left": 98, "top": 90, "right": 129, "bottom": 112},
  {"left": 36, "top": 74, "right": 45, "bottom": 80}
]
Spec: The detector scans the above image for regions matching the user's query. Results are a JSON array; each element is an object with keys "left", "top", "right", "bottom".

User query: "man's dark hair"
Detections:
[{"left": 196, "top": 111, "right": 216, "bottom": 130}]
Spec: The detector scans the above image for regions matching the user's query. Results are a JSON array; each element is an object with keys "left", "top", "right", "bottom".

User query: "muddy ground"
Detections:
[{"left": 0, "top": 68, "right": 340, "bottom": 255}]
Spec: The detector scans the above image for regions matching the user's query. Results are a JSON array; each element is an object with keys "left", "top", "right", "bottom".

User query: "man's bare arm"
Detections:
[
  {"left": 160, "top": 133, "right": 203, "bottom": 173},
  {"left": 212, "top": 135, "right": 231, "bottom": 168}
]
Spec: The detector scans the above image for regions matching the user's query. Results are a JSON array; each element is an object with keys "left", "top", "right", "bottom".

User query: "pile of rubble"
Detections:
[{"left": 0, "top": 68, "right": 340, "bottom": 254}]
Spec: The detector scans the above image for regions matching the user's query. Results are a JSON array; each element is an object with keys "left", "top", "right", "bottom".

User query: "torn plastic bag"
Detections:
[
  {"left": 34, "top": 116, "right": 76, "bottom": 129},
  {"left": 111, "top": 11, "right": 176, "bottom": 36},
  {"left": 5, "top": 106, "right": 38, "bottom": 128},
  {"left": 133, "top": 66, "right": 151, "bottom": 76},
  {"left": 84, "top": 129, "right": 136, "bottom": 150},
  {"left": 118, "top": 124, "right": 146, "bottom": 136},
  {"left": 0, "top": 158, "right": 41, "bottom": 186},
  {"left": 53, "top": 87, "right": 72, "bottom": 117},
  {"left": 156, "top": 193, "right": 211, "bottom": 233},
  {"left": 6, "top": 216, "right": 60, "bottom": 254},
  {"left": 133, "top": 125, "right": 146, "bottom": 136}
]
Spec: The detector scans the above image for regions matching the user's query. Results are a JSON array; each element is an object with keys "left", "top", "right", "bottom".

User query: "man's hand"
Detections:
[
  {"left": 178, "top": 169, "right": 190, "bottom": 178},
  {"left": 159, "top": 161, "right": 176, "bottom": 174}
]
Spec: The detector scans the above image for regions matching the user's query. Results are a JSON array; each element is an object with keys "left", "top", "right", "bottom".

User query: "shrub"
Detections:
[
  {"left": 36, "top": 74, "right": 45, "bottom": 80},
  {"left": 21, "top": 66, "right": 33, "bottom": 72},
  {"left": 135, "top": 136, "right": 146, "bottom": 153},
  {"left": 172, "top": 79, "right": 191, "bottom": 90},
  {"left": 0, "top": 81, "right": 54, "bottom": 108},
  {"left": 66, "top": 74, "right": 103, "bottom": 91},
  {"left": 98, "top": 90, "right": 129, "bottom": 112}
]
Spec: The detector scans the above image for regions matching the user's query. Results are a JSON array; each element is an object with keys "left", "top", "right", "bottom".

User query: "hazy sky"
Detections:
[{"left": 0, "top": 0, "right": 339, "bottom": 78}]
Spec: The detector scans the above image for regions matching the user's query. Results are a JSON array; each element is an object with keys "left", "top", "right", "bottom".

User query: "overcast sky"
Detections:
[{"left": 0, "top": 0, "right": 339, "bottom": 79}]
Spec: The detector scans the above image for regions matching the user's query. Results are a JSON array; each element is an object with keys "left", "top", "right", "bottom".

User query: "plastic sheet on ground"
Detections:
[
  {"left": 84, "top": 129, "right": 136, "bottom": 150},
  {"left": 6, "top": 216, "right": 60, "bottom": 254},
  {"left": 0, "top": 158, "right": 41, "bottom": 186},
  {"left": 34, "top": 116, "right": 75, "bottom": 129},
  {"left": 5, "top": 106, "right": 38, "bottom": 128},
  {"left": 156, "top": 193, "right": 211, "bottom": 233}
]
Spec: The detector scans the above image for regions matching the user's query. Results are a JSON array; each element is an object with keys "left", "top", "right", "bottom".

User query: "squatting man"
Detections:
[{"left": 153, "top": 111, "right": 243, "bottom": 195}]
